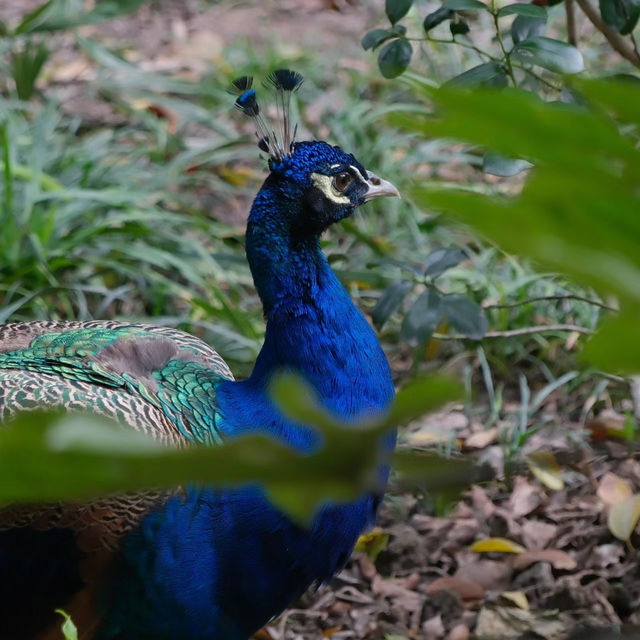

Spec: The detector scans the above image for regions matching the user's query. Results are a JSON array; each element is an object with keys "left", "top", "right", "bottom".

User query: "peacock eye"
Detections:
[{"left": 332, "top": 172, "right": 353, "bottom": 192}]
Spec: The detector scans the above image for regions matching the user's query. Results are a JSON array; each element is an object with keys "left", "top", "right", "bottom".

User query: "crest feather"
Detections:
[{"left": 229, "top": 69, "right": 304, "bottom": 163}]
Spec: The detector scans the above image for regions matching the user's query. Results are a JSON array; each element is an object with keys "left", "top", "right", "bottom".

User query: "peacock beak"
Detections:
[{"left": 362, "top": 171, "right": 401, "bottom": 202}]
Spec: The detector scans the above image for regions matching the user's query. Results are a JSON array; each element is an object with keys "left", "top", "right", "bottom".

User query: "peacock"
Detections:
[{"left": 0, "top": 70, "right": 400, "bottom": 640}]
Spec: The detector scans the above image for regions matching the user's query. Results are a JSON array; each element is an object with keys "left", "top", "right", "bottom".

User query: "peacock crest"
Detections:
[{"left": 227, "top": 69, "right": 304, "bottom": 163}]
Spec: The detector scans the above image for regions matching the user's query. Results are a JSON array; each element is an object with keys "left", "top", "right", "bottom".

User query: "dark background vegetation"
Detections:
[{"left": 1, "top": 0, "right": 640, "bottom": 638}]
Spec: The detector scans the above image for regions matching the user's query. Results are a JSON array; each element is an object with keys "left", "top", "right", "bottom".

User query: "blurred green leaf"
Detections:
[
  {"left": 444, "top": 63, "right": 508, "bottom": 88},
  {"left": 402, "top": 289, "right": 442, "bottom": 344},
  {"left": 599, "top": 0, "right": 640, "bottom": 33},
  {"left": 442, "top": 294, "right": 488, "bottom": 339},
  {"left": 56, "top": 610, "right": 78, "bottom": 640},
  {"left": 14, "top": 0, "right": 146, "bottom": 33},
  {"left": 424, "top": 248, "right": 465, "bottom": 277},
  {"left": 10, "top": 41, "right": 49, "bottom": 101},
  {"left": 511, "top": 14, "right": 547, "bottom": 44},
  {"left": 378, "top": 39, "right": 413, "bottom": 79},
  {"left": 372, "top": 279, "right": 413, "bottom": 329},
  {"left": 483, "top": 152, "right": 533, "bottom": 177},
  {"left": 423, "top": 6, "right": 453, "bottom": 31},
  {"left": 442, "top": 0, "right": 488, "bottom": 10},
  {"left": 498, "top": 3, "right": 547, "bottom": 17},
  {"left": 362, "top": 28, "right": 395, "bottom": 51},
  {"left": 513, "top": 36, "right": 584, "bottom": 74},
  {"left": 397, "top": 79, "right": 640, "bottom": 369},
  {"left": 386, "top": 0, "right": 414, "bottom": 24}
]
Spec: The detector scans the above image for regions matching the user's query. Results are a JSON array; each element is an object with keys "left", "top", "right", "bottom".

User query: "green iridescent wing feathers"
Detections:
[{"left": 0, "top": 321, "right": 233, "bottom": 445}]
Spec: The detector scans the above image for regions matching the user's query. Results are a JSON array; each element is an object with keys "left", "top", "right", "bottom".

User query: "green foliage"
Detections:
[
  {"left": 56, "top": 610, "right": 78, "bottom": 640},
  {"left": 0, "top": 373, "right": 473, "bottom": 522},
  {"left": 397, "top": 77, "right": 640, "bottom": 372}
]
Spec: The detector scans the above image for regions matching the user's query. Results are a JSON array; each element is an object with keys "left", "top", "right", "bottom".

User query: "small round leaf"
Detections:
[
  {"left": 378, "top": 38, "right": 413, "bottom": 79},
  {"left": 362, "top": 28, "right": 395, "bottom": 51},
  {"left": 386, "top": 0, "right": 414, "bottom": 24},
  {"left": 424, "top": 6, "right": 453, "bottom": 31},
  {"left": 450, "top": 18, "right": 470, "bottom": 35}
]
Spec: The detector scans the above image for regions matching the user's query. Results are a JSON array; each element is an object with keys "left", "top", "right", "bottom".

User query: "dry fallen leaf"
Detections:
[
  {"left": 608, "top": 493, "right": 640, "bottom": 541},
  {"left": 446, "top": 624, "right": 470, "bottom": 640},
  {"left": 501, "top": 590, "right": 529, "bottom": 610},
  {"left": 464, "top": 427, "right": 498, "bottom": 450},
  {"left": 511, "top": 549, "right": 577, "bottom": 571},
  {"left": 527, "top": 451, "right": 565, "bottom": 491},
  {"left": 597, "top": 472, "right": 633, "bottom": 506},
  {"left": 470, "top": 538, "right": 526, "bottom": 554},
  {"left": 509, "top": 476, "right": 543, "bottom": 518},
  {"left": 425, "top": 576, "right": 485, "bottom": 604}
]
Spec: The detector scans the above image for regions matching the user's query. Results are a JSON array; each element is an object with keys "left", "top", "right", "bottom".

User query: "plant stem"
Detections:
[
  {"left": 432, "top": 323, "right": 593, "bottom": 341},
  {"left": 566, "top": 0, "right": 578, "bottom": 46},
  {"left": 510, "top": 64, "right": 561, "bottom": 91},
  {"left": 425, "top": 36, "right": 499, "bottom": 62},
  {"left": 575, "top": 0, "right": 640, "bottom": 68},
  {"left": 490, "top": 0, "right": 517, "bottom": 85},
  {"left": 484, "top": 294, "right": 617, "bottom": 312}
]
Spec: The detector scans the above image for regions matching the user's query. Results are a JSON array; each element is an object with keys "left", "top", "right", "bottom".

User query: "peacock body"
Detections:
[{"left": 0, "top": 71, "right": 400, "bottom": 640}]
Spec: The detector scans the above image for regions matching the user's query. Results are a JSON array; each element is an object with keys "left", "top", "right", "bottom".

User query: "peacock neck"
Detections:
[{"left": 216, "top": 182, "right": 394, "bottom": 449}]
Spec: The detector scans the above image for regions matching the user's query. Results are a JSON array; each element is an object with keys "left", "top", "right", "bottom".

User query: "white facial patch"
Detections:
[{"left": 310, "top": 172, "right": 351, "bottom": 205}]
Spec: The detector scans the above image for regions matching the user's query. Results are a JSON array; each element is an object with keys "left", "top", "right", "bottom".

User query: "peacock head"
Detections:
[{"left": 230, "top": 70, "right": 399, "bottom": 237}]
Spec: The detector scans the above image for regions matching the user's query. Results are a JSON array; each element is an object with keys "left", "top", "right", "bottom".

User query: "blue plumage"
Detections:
[{"left": 0, "top": 70, "right": 400, "bottom": 639}]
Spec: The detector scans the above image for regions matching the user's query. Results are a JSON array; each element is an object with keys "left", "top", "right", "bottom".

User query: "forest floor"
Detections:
[{"left": 4, "top": 1, "right": 640, "bottom": 639}]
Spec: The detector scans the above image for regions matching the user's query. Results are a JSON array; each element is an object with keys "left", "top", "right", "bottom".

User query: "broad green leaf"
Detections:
[
  {"left": 378, "top": 39, "right": 413, "bottom": 79},
  {"left": 386, "top": 0, "right": 414, "bottom": 24},
  {"left": 444, "top": 63, "right": 508, "bottom": 88},
  {"left": 582, "top": 309, "right": 640, "bottom": 374},
  {"left": 513, "top": 36, "right": 584, "bottom": 74},
  {"left": 402, "top": 289, "right": 442, "bottom": 344},
  {"left": 483, "top": 152, "right": 533, "bottom": 177},
  {"left": 372, "top": 279, "right": 413, "bottom": 329},
  {"left": 471, "top": 537, "right": 526, "bottom": 553},
  {"left": 511, "top": 14, "right": 547, "bottom": 44},
  {"left": 608, "top": 494, "right": 640, "bottom": 541},
  {"left": 599, "top": 0, "right": 640, "bottom": 33},
  {"left": 424, "top": 6, "right": 453, "bottom": 31},
  {"left": 56, "top": 610, "right": 78, "bottom": 640},
  {"left": 442, "top": 0, "right": 488, "bottom": 10},
  {"left": 424, "top": 247, "right": 465, "bottom": 278},
  {"left": 498, "top": 3, "right": 547, "bottom": 17},
  {"left": 441, "top": 295, "right": 488, "bottom": 339},
  {"left": 384, "top": 375, "right": 462, "bottom": 428},
  {"left": 362, "top": 28, "right": 395, "bottom": 51}
]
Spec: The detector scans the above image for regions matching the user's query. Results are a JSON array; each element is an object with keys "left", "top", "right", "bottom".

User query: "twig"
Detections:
[
  {"left": 484, "top": 294, "right": 618, "bottom": 312},
  {"left": 491, "top": 0, "right": 517, "bottom": 86},
  {"left": 566, "top": 0, "right": 578, "bottom": 46},
  {"left": 432, "top": 324, "right": 593, "bottom": 340},
  {"left": 425, "top": 36, "right": 499, "bottom": 62},
  {"left": 575, "top": 0, "right": 640, "bottom": 68},
  {"left": 510, "top": 63, "right": 562, "bottom": 91}
]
